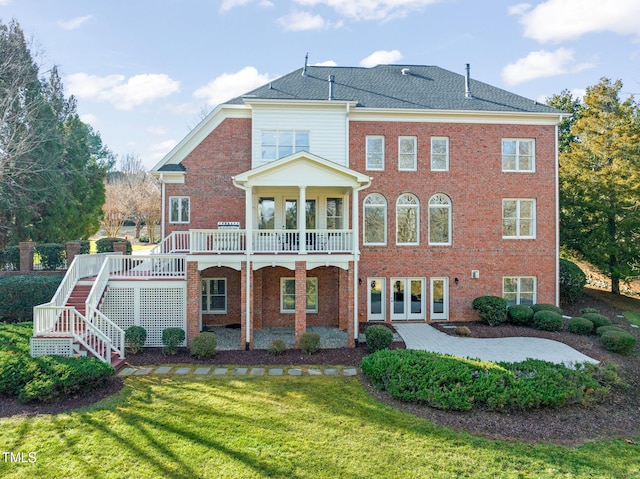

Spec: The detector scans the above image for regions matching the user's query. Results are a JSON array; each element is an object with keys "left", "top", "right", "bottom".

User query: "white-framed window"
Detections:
[
  {"left": 280, "top": 277, "right": 318, "bottom": 313},
  {"left": 431, "top": 137, "right": 449, "bottom": 171},
  {"left": 502, "top": 139, "right": 535, "bottom": 172},
  {"left": 396, "top": 193, "right": 419, "bottom": 245},
  {"left": 428, "top": 194, "right": 451, "bottom": 245},
  {"left": 201, "top": 278, "right": 226, "bottom": 314},
  {"left": 363, "top": 193, "right": 387, "bottom": 245},
  {"left": 366, "top": 136, "right": 384, "bottom": 170},
  {"left": 169, "top": 197, "right": 190, "bottom": 224},
  {"left": 503, "top": 276, "right": 536, "bottom": 306},
  {"left": 261, "top": 130, "right": 310, "bottom": 161},
  {"left": 367, "top": 278, "right": 385, "bottom": 321},
  {"left": 326, "top": 198, "right": 344, "bottom": 229},
  {"left": 503, "top": 199, "right": 536, "bottom": 238},
  {"left": 398, "top": 136, "right": 417, "bottom": 171}
]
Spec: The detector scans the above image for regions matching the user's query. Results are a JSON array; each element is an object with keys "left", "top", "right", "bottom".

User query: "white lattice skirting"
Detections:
[{"left": 30, "top": 337, "right": 74, "bottom": 357}]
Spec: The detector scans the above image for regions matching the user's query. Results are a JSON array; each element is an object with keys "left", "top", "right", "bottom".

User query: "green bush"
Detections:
[
  {"left": 472, "top": 296, "right": 508, "bottom": 326},
  {"left": 2, "top": 245, "right": 20, "bottom": 271},
  {"left": 533, "top": 310, "right": 563, "bottom": 331},
  {"left": 600, "top": 330, "right": 636, "bottom": 355},
  {"left": 580, "top": 307, "right": 599, "bottom": 315},
  {"left": 581, "top": 313, "right": 611, "bottom": 329},
  {"left": 162, "top": 327, "right": 185, "bottom": 355},
  {"left": 531, "top": 303, "right": 563, "bottom": 315},
  {"left": 360, "top": 349, "right": 612, "bottom": 412},
  {"left": 267, "top": 339, "right": 287, "bottom": 355},
  {"left": 365, "top": 325, "right": 394, "bottom": 352},
  {"left": 0, "top": 276, "right": 63, "bottom": 322},
  {"left": 78, "top": 240, "right": 91, "bottom": 255},
  {"left": 300, "top": 332, "right": 320, "bottom": 354},
  {"left": 507, "top": 305, "right": 534, "bottom": 325},
  {"left": 96, "top": 237, "right": 132, "bottom": 255},
  {"left": 596, "top": 325, "right": 627, "bottom": 337},
  {"left": 124, "top": 326, "right": 147, "bottom": 354},
  {"left": 34, "top": 243, "right": 66, "bottom": 270},
  {"left": 191, "top": 332, "right": 217, "bottom": 358},
  {"left": 559, "top": 259, "right": 586, "bottom": 304},
  {"left": 567, "top": 317, "right": 594, "bottom": 335}
]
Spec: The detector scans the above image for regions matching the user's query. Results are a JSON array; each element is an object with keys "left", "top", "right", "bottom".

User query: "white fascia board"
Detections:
[
  {"left": 348, "top": 108, "right": 566, "bottom": 126},
  {"left": 243, "top": 98, "right": 358, "bottom": 110},
  {"left": 150, "top": 104, "right": 251, "bottom": 172},
  {"left": 150, "top": 171, "right": 185, "bottom": 184}
]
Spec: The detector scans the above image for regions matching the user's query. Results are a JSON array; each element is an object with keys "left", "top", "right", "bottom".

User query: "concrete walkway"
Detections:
[
  {"left": 118, "top": 365, "right": 358, "bottom": 378},
  {"left": 394, "top": 323, "right": 598, "bottom": 366}
]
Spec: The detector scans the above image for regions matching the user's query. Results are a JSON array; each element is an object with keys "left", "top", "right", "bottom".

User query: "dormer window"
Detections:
[{"left": 261, "top": 130, "right": 310, "bottom": 161}]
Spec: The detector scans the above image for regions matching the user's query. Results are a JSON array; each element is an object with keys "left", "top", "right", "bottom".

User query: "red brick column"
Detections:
[
  {"left": 19, "top": 242, "right": 35, "bottom": 273},
  {"left": 240, "top": 262, "right": 254, "bottom": 350},
  {"left": 294, "top": 261, "right": 307, "bottom": 348},
  {"left": 346, "top": 261, "right": 355, "bottom": 348},
  {"left": 338, "top": 268, "right": 348, "bottom": 330},
  {"left": 253, "top": 269, "right": 263, "bottom": 329},
  {"left": 65, "top": 241, "right": 82, "bottom": 267},
  {"left": 185, "top": 261, "right": 201, "bottom": 346},
  {"left": 113, "top": 242, "right": 127, "bottom": 254}
]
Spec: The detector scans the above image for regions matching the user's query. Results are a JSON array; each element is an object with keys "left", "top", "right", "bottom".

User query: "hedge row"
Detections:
[{"left": 0, "top": 276, "right": 63, "bottom": 322}]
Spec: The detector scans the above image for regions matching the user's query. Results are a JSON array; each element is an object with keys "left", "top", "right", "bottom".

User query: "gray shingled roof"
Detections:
[{"left": 227, "top": 64, "right": 561, "bottom": 114}]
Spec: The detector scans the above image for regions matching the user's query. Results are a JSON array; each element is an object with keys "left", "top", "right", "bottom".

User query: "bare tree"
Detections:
[{"left": 102, "top": 181, "right": 131, "bottom": 237}]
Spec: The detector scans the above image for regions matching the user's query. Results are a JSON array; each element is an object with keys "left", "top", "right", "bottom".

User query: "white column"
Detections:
[
  {"left": 351, "top": 187, "right": 359, "bottom": 254},
  {"left": 245, "top": 186, "right": 253, "bottom": 253},
  {"left": 298, "top": 186, "right": 307, "bottom": 254},
  {"left": 352, "top": 187, "right": 360, "bottom": 345}
]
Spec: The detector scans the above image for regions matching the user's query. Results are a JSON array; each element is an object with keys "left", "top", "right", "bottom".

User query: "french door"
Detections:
[
  {"left": 430, "top": 277, "right": 449, "bottom": 320},
  {"left": 367, "top": 278, "right": 385, "bottom": 321},
  {"left": 390, "top": 278, "right": 425, "bottom": 321}
]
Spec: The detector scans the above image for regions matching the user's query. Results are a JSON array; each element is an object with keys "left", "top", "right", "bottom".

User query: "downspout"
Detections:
[
  {"left": 160, "top": 173, "right": 166, "bottom": 240},
  {"left": 234, "top": 177, "right": 253, "bottom": 350},
  {"left": 555, "top": 122, "right": 560, "bottom": 306},
  {"left": 352, "top": 179, "right": 372, "bottom": 347}
]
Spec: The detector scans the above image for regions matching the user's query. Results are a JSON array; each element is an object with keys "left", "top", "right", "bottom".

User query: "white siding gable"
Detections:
[{"left": 250, "top": 102, "right": 348, "bottom": 168}]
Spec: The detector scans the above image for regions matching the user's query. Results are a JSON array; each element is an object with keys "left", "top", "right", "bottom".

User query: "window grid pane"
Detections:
[
  {"left": 398, "top": 137, "right": 416, "bottom": 170},
  {"left": 502, "top": 139, "right": 534, "bottom": 172},
  {"left": 431, "top": 138, "right": 449, "bottom": 171},
  {"left": 366, "top": 136, "right": 384, "bottom": 170},
  {"left": 397, "top": 193, "right": 419, "bottom": 244}
]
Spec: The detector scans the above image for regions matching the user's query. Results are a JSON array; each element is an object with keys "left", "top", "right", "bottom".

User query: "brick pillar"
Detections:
[
  {"left": 185, "top": 261, "right": 201, "bottom": 346},
  {"left": 346, "top": 261, "right": 355, "bottom": 348},
  {"left": 19, "top": 242, "right": 35, "bottom": 273},
  {"left": 253, "top": 269, "right": 263, "bottom": 329},
  {"left": 294, "top": 261, "right": 307, "bottom": 348},
  {"left": 240, "top": 262, "right": 254, "bottom": 350},
  {"left": 66, "top": 241, "right": 82, "bottom": 267},
  {"left": 113, "top": 242, "right": 127, "bottom": 254},
  {"left": 338, "top": 268, "right": 348, "bottom": 330}
]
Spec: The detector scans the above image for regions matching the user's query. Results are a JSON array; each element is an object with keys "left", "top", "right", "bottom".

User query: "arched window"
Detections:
[
  {"left": 428, "top": 194, "right": 451, "bottom": 245},
  {"left": 396, "top": 193, "right": 419, "bottom": 244},
  {"left": 363, "top": 193, "right": 387, "bottom": 245}
]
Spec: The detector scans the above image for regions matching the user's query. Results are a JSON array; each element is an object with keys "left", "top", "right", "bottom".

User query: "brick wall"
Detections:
[{"left": 200, "top": 266, "right": 242, "bottom": 327}]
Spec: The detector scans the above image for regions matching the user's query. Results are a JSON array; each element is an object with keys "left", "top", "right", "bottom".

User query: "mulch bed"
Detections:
[{"left": 3, "top": 288, "right": 639, "bottom": 445}]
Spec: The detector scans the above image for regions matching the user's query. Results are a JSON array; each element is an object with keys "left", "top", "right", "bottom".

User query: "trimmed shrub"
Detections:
[
  {"left": 596, "top": 325, "right": 627, "bottom": 337},
  {"left": 559, "top": 259, "right": 586, "bottom": 304},
  {"left": 600, "top": 330, "right": 636, "bottom": 355},
  {"left": 3, "top": 245, "right": 20, "bottom": 270},
  {"left": 300, "top": 332, "right": 320, "bottom": 354},
  {"left": 162, "top": 327, "right": 185, "bottom": 355},
  {"left": 533, "top": 310, "right": 563, "bottom": 331},
  {"left": 580, "top": 307, "right": 599, "bottom": 315},
  {"left": 567, "top": 317, "right": 594, "bottom": 335},
  {"left": 365, "top": 325, "right": 394, "bottom": 352},
  {"left": 191, "top": 332, "right": 217, "bottom": 358},
  {"left": 78, "top": 240, "right": 91, "bottom": 255},
  {"left": 507, "top": 305, "right": 534, "bottom": 325},
  {"left": 268, "top": 339, "right": 287, "bottom": 355},
  {"left": 124, "top": 326, "right": 147, "bottom": 354},
  {"left": 96, "top": 237, "right": 132, "bottom": 255},
  {"left": 455, "top": 326, "right": 472, "bottom": 337},
  {"left": 0, "top": 276, "right": 63, "bottom": 322},
  {"left": 531, "top": 303, "right": 563, "bottom": 315},
  {"left": 581, "top": 313, "right": 611, "bottom": 329},
  {"left": 472, "top": 296, "right": 508, "bottom": 326},
  {"left": 34, "top": 243, "right": 66, "bottom": 270}
]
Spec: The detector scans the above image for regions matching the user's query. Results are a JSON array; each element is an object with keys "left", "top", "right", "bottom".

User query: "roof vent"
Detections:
[
  {"left": 328, "top": 74, "right": 335, "bottom": 101},
  {"left": 401, "top": 68, "right": 411, "bottom": 75},
  {"left": 465, "top": 63, "right": 473, "bottom": 99}
]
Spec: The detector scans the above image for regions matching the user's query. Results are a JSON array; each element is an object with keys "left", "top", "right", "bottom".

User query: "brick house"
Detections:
[{"left": 151, "top": 64, "right": 564, "bottom": 350}]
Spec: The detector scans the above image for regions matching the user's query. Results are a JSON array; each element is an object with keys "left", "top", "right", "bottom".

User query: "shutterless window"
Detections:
[
  {"left": 363, "top": 193, "right": 387, "bottom": 245},
  {"left": 201, "top": 278, "right": 226, "bottom": 314},
  {"left": 366, "top": 136, "right": 384, "bottom": 170},
  {"left": 261, "top": 130, "right": 309, "bottom": 161},
  {"left": 502, "top": 139, "right": 535, "bottom": 172},
  {"left": 396, "top": 193, "right": 419, "bottom": 245},
  {"left": 169, "top": 197, "right": 190, "bottom": 223},
  {"left": 503, "top": 199, "right": 535, "bottom": 238},
  {"left": 398, "top": 136, "right": 417, "bottom": 171},
  {"left": 281, "top": 277, "right": 318, "bottom": 313},
  {"left": 428, "top": 194, "right": 451, "bottom": 245},
  {"left": 431, "top": 137, "right": 449, "bottom": 171},
  {"left": 326, "top": 198, "right": 344, "bottom": 229},
  {"left": 503, "top": 277, "right": 536, "bottom": 306}
]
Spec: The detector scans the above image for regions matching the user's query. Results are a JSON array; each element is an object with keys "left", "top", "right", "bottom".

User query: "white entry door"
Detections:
[
  {"left": 430, "top": 277, "right": 449, "bottom": 320},
  {"left": 391, "top": 278, "right": 425, "bottom": 321},
  {"left": 367, "top": 278, "right": 385, "bottom": 321}
]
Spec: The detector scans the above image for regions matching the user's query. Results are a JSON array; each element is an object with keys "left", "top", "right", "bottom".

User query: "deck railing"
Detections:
[{"left": 107, "top": 255, "right": 186, "bottom": 279}]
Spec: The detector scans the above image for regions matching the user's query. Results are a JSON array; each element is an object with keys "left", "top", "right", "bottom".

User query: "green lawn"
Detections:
[
  {"left": 1, "top": 375, "right": 638, "bottom": 479},
  {"left": 623, "top": 311, "right": 640, "bottom": 327}
]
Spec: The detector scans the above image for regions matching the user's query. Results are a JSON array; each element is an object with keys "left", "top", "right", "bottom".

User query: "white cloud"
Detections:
[
  {"left": 360, "top": 49, "right": 403, "bottom": 68},
  {"left": 294, "top": 0, "right": 440, "bottom": 21},
  {"left": 79, "top": 113, "right": 98, "bottom": 125},
  {"left": 193, "top": 66, "right": 275, "bottom": 106},
  {"left": 313, "top": 60, "right": 338, "bottom": 66},
  {"left": 0, "top": 0, "right": 12, "bottom": 6},
  {"left": 220, "top": 0, "right": 273, "bottom": 13},
  {"left": 147, "top": 126, "right": 168, "bottom": 135},
  {"left": 501, "top": 48, "right": 594, "bottom": 86},
  {"left": 58, "top": 15, "right": 93, "bottom": 30},
  {"left": 507, "top": 3, "right": 531, "bottom": 16},
  {"left": 146, "top": 139, "right": 179, "bottom": 165},
  {"left": 514, "top": 0, "right": 640, "bottom": 43},
  {"left": 66, "top": 73, "right": 180, "bottom": 110},
  {"left": 278, "top": 11, "right": 328, "bottom": 31}
]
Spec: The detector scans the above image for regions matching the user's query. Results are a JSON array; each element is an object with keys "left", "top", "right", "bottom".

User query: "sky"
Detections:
[{"left": 2, "top": 0, "right": 640, "bottom": 170}]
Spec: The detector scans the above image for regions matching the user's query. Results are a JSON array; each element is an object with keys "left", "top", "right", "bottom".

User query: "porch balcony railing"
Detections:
[{"left": 153, "top": 229, "right": 354, "bottom": 254}]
